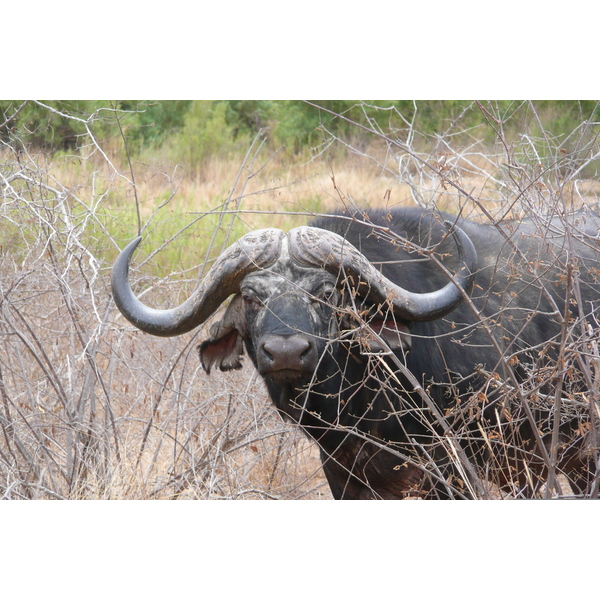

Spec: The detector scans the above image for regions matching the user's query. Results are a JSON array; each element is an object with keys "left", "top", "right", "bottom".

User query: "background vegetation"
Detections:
[
  {"left": 1, "top": 100, "right": 599, "bottom": 499},
  {"left": 4, "top": 100, "right": 600, "bottom": 159}
]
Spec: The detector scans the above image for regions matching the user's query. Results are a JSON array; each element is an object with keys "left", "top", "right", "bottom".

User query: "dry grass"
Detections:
[{"left": 0, "top": 277, "right": 332, "bottom": 499}]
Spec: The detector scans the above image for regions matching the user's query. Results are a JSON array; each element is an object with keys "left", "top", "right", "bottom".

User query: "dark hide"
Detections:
[{"left": 199, "top": 206, "right": 600, "bottom": 499}]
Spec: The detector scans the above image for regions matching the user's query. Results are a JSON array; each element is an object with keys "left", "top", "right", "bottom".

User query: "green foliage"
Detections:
[
  {"left": 120, "top": 100, "right": 192, "bottom": 146},
  {"left": 2, "top": 100, "right": 598, "bottom": 174},
  {"left": 169, "top": 101, "right": 244, "bottom": 167},
  {"left": 0, "top": 100, "right": 116, "bottom": 149},
  {"left": 224, "top": 100, "right": 272, "bottom": 135},
  {"left": 270, "top": 100, "right": 356, "bottom": 152}
]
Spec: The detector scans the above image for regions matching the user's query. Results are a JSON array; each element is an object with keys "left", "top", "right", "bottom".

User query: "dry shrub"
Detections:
[
  {"left": 0, "top": 131, "right": 333, "bottom": 500},
  {"left": 0, "top": 243, "right": 330, "bottom": 499},
  {"left": 310, "top": 100, "right": 600, "bottom": 498}
]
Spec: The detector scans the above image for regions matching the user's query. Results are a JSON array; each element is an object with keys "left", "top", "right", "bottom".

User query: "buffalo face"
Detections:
[{"left": 199, "top": 259, "right": 341, "bottom": 386}]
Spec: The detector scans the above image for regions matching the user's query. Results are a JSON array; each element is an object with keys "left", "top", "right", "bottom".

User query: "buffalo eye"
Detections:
[
  {"left": 242, "top": 292, "right": 262, "bottom": 310},
  {"left": 313, "top": 287, "right": 336, "bottom": 305}
]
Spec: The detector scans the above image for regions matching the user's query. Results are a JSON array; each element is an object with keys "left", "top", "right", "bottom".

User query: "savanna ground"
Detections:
[{"left": 1, "top": 100, "right": 599, "bottom": 499}]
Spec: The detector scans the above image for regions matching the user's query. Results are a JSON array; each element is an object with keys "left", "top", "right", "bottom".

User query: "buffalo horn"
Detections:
[
  {"left": 288, "top": 224, "right": 477, "bottom": 322},
  {"left": 111, "top": 229, "right": 285, "bottom": 337}
]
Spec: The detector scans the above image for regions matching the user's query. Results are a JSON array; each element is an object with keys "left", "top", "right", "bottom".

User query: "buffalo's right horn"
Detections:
[
  {"left": 111, "top": 229, "right": 285, "bottom": 337},
  {"left": 288, "top": 223, "right": 477, "bottom": 322}
]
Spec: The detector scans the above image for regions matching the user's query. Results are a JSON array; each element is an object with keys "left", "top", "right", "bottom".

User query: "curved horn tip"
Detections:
[
  {"left": 125, "top": 236, "right": 143, "bottom": 255},
  {"left": 112, "top": 236, "right": 143, "bottom": 278},
  {"left": 444, "top": 221, "right": 478, "bottom": 268}
]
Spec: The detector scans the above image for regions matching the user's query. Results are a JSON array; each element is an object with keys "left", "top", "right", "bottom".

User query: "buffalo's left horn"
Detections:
[
  {"left": 288, "top": 224, "right": 476, "bottom": 322},
  {"left": 111, "top": 229, "right": 285, "bottom": 337}
]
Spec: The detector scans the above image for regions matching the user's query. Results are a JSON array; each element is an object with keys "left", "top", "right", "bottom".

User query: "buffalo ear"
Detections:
[
  {"left": 352, "top": 319, "right": 412, "bottom": 353},
  {"left": 198, "top": 294, "right": 248, "bottom": 374}
]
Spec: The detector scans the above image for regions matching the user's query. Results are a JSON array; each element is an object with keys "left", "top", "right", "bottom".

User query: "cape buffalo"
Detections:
[{"left": 112, "top": 206, "right": 600, "bottom": 498}]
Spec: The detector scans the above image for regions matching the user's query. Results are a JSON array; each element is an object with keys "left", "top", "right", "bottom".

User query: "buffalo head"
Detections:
[{"left": 112, "top": 223, "right": 477, "bottom": 388}]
